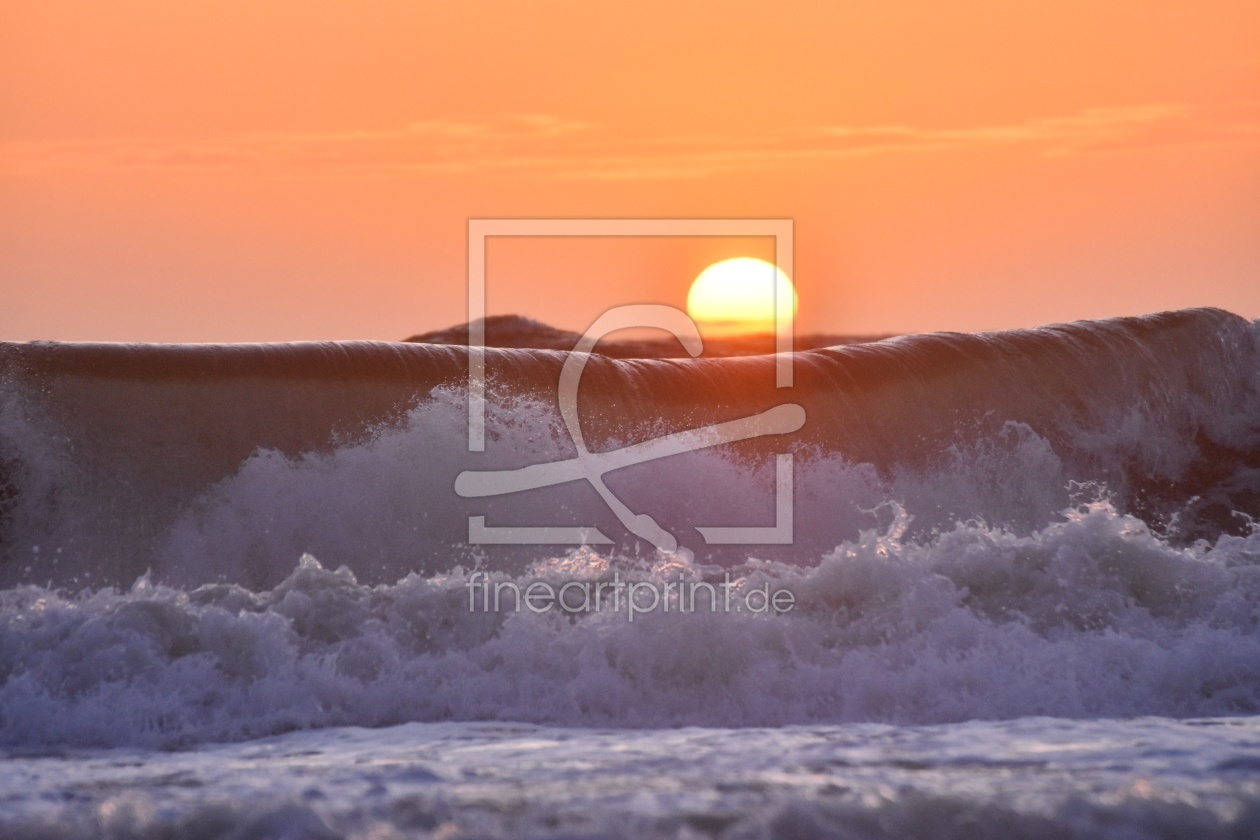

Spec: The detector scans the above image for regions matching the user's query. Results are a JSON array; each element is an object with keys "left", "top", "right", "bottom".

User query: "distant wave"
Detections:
[{"left": 405, "top": 313, "right": 889, "bottom": 357}]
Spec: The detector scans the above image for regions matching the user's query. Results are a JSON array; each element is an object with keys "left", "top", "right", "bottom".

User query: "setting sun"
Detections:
[{"left": 686, "top": 257, "right": 798, "bottom": 337}]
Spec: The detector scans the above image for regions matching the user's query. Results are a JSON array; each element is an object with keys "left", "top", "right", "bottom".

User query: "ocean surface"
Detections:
[{"left": 1, "top": 307, "right": 1258, "bottom": 838}]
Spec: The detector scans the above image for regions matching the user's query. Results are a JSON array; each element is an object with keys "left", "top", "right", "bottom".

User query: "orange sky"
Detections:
[{"left": 2, "top": 0, "right": 1258, "bottom": 341}]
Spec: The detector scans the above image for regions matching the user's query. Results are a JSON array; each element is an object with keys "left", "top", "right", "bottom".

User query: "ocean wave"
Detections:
[
  {"left": 1, "top": 308, "right": 1258, "bottom": 587},
  {"left": 1, "top": 308, "right": 1259, "bottom": 745}
]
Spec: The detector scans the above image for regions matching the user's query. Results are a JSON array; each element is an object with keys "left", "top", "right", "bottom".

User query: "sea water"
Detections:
[
  {"left": 1, "top": 308, "right": 1259, "bottom": 837},
  {"left": 2, "top": 717, "right": 1259, "bottom": 838}
]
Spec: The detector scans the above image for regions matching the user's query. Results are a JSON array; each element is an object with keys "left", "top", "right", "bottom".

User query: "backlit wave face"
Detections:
[{"left": 0, "top": 307, "right": 1256, "bottom": 590}]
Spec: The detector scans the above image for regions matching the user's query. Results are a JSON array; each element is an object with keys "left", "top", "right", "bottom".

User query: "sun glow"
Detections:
[{"left": 686, "top": 257, "right": 798, "bottom": 337}]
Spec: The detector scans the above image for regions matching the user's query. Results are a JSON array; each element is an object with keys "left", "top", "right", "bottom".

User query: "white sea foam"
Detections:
[{"left": 0, "top": 499, "right": 1257, "bottom": 749}]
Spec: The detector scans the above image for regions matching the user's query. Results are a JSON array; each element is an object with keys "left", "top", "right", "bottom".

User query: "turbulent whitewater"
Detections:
[{"left": 1, "top": 308, "right": 1259, "bottom": 837}]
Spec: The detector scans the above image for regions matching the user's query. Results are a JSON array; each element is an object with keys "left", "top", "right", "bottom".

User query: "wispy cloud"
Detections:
[
  {"left": 818, "top": 104, "right": 1194, "bottom": 156},
  {"left": 2, "top": 103, "right": 1255, "bottom": 180}
]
